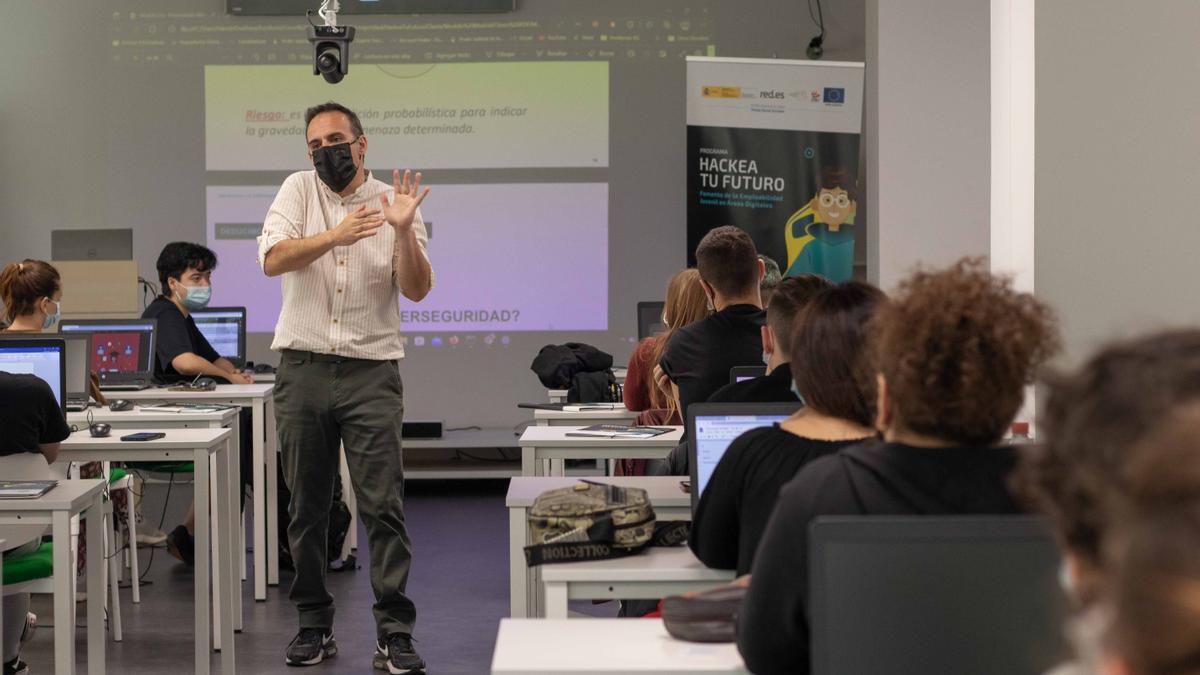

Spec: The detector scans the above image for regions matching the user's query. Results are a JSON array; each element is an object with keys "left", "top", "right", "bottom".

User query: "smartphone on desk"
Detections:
[{"left": 120, "top": 432, "right": 166, "bottom": 442}]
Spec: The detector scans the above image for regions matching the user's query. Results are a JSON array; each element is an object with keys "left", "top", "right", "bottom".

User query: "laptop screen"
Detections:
[
  {"left": 190, "top": 307, "right": 246, "bottom": 365},
  {"left": 687, "top": 402, "right": 802, "bottom": 510},
  {"left": 0, "top": 341, "right": 66, "bottom": 410},
  {"left": 60, "top": 320, "right": 156, "bottom": 377}
]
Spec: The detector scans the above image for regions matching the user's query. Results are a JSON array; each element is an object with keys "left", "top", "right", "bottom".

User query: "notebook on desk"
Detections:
[
  {"left": 565, "top": 424, "right": 673, "bottom": 439},
  {"left": 0, "top": 480, "right": 58, "bottom": 499},
  {"left": 518, "top": 402, "right": 627, "bottom": 412}
]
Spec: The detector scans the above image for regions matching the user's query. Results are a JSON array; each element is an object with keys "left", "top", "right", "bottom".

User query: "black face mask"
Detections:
[{"left": 311, "top": 140, "right": 360, "bottom": 193}]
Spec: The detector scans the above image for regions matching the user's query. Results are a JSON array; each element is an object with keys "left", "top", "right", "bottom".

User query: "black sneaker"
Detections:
[
  {"left": 373, "top": 633, "right": 425, "bottom": 674},
  {"left": 286, "top": 628, "right": 337, "bottom": 667},
  {"left": 165, "top": 524, "right": 195, "bottom": 567},
  {"left": 3, "top": 657, "right": 29, "bottom": 675}
]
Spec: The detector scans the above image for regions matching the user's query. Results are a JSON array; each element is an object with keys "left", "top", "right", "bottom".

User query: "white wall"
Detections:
[
  {"left": 1036, "top": 0, "right": 1200, "bottom": 365},
  {"left": 866, "top": 0, "right": 992, "bottom": 289}
]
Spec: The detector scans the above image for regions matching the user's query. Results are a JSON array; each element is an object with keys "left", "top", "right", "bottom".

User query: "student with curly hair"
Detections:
[{"left": 737, "top": 258, "right": 1060, "bottom": 675}]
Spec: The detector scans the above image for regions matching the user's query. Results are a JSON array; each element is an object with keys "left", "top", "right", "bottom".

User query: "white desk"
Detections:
[
  {"left": 506, "top": 476, "right": 692, "bottom": 619},
  {"left": 491, "top": 619, "right": 749, "bottom": 674},
  {"left": 518, "top": 425, "right": 683, "bottom": 477},
  {"left": 67, "top": 406, "right": 244, "bottom": 630},
  {"left": 108, "top": 384, "right": 279, "bottom": 601},
  {"left": 547, "top": 369, "right": 627, "bottom": 404},
  {"left": 250, "top": 372, "right": 276, "bottom": 383},
  {"left": 541, "top": 547, "right": 734, "bottom": 619},
  {"left": 0, "top": 480, "right": 107, "bottom": 675},
  {"left": 533, "top": 406, "right": 639, "bottom": 428},
  {"left": 58, "top": 429, "right": 237, "bottom": 675}
]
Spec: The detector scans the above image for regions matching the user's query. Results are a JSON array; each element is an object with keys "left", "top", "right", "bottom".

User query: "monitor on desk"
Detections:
[
  {"left": 0, "top": 339, "right": 66, "bottom": 411},
  {"left": 686, "top": 401, "right": 801, "bottom": 512},
  {"left": 810, "top": 516, "right": 1070, "bottom": 675},
  {"left": 50, "top": 228, "right": 133, "bottom": 261},
  {"left": 637, "top": 301, "right": 666, "bottom": 341},
  {"left": 0, "top": 333, "right": 89, "bottom": 405},
  {"left": 190, "top": 306, "right": 246, "bottom": 367},
  {"left": 59, "top": 318, "right": 157, "bottom": 387}
]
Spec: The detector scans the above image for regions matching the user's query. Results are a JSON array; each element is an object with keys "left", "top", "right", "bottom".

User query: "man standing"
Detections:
[{"left": 258, "top": 102, "right": 433, "bottom": 674}]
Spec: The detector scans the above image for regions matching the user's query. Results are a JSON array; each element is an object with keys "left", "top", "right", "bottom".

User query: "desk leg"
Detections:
[
  {"left": 543, "top": 582, "right": 568, "bottom": 619},
  {"left": 264, "top": 398, "right": 279, "bottom": 587},
  {"left": 86, "top": 495, "right": 106, "bottom": 675},
  {"left": 195, "top": 449, "right": 212, "bottom": 675},
  {"left": 210, "top": 453, "right": 222, "bottom": 652},
  {"left": 339, "top": 446, "right": 357, "bottom": 557},
  {"left": 521, "top": 447, "right": 535, "bottom": 477},
  {"left": 52, "top": 511, "right": 74, "bottom": 675},
  {"left": 507, "top": 507, "right": 526, "bottom": 618},
  {"left": 216, "top": 439, "right": 237, "bottom": 674},
  {"left": 226, "top": 418, "right": 244, "bottom": 631},
  {"left": 252, "top": 400, "right": 267, "bottom": 601},
  {"left": 549, "top": 458, "right": 565, "bottom": 476}
]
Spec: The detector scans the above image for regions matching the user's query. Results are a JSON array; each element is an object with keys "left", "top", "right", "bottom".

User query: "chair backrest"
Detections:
[
  {"left": 0, "top": 453, "right": 53, "bottom": 552},
  {"left": 809, "top": 515, "right": 1072, "bottom": 675}
]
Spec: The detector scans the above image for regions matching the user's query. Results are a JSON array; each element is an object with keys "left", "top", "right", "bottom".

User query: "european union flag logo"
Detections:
[{"left": 823, "top": 87, "right": 845, "bottom": 104}]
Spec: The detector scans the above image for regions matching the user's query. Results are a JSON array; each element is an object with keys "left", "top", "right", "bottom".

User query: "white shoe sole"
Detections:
[{"left": 285, "top": 644, "right": 337, "bottom": 667}]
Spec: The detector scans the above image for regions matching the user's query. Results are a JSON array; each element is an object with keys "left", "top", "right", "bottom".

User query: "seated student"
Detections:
[
  {"left": 623, "top": 269, "right": 707, "bottom": 415},
  {"left": 0, "top": 261, "right": 71, "bottom": 675},
  {"left": 759, "top": 255, "right": 782, "bottom": 308},
  {"left": 142, "top": 242, "right": 253, "bottom": 565},
  {"left": 690, "top": 281, "right": 883, "bottom": 575},
  {"left": 1097, "top": 407, "right": 1200, "bottom": 675},
  {"left": 1016, "top": 330, "right": 1200, "bottom": 607},
  {"left": 737, "top": 258, "right": 1060, "bottom": 675},
  {"left": 707, "top": 274, "right": 832, "bottom": 404},
  {"left": 658, "top": 225, "right": 766, "bottom": 416},
  {"left": 0, "top": 259, "right": 62, "bottom": 334}
]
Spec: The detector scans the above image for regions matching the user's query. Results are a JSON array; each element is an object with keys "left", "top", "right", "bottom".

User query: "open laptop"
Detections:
[
  {"left": 686, "top": 401, "right": 802, "bottom": 512},
  {"left": 0, "top": 334, "right": 90, "bottom": 410},
  {"left": 810, "top": 516, "right": 1070, "bottom": 675},
  {"left": 636, "top": 301, "right": 666, "bottom": 341},
  {"left": 59, "top": 318, "right": 157, "bottom": 391},
  {"left": 190, "top": 306, "right": 247, "bottom": 368},
  {"left": 729, "top": 365, "right": 767, "bottom": 384},
  {"left": 50, "top": 228, "right": 134, "bottom": 261},
  {"left": 0, "top": 338, "right": 66, "bottom": 411}
]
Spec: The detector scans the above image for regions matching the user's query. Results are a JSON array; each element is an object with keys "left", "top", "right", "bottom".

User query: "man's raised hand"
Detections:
[
  {"left": 328, "top": 205, "right": 385, "bottom": 247},
  {"left": 380, "top": 169, "right": 430, "bottom": 231}
]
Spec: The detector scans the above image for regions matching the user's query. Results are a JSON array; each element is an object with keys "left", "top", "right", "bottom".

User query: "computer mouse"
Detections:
[
  {"left": 252, "top": 363, "right": 277, "bottom": 374},
  {"left": 109, "top": 399, "right": 134, "bottom": 412},
  {"left": 89, "top": 423, "right": 112, "bottom": 438},
  {"left": 196, "top": 377, "right": 218, "bottom": 388}
]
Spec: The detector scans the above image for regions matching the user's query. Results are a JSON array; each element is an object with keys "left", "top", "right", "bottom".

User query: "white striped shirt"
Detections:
[{"left": 257, "top": 170, "right": 434, "bottom": 360}]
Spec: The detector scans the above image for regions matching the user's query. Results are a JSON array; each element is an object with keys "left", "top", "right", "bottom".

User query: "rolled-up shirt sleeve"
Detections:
[
  {"left": 257, "top": 174, "right": 307, "bottom": 270},
  {"left": 394, "top": 207, "right": 436, "bottom": 293}
]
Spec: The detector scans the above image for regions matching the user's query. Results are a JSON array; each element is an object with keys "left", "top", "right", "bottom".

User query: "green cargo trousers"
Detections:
[{"left": 275, "top": 348, "right": 416, "bottom": 637}]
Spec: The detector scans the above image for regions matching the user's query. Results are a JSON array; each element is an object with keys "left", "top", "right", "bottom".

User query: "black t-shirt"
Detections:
[
  {"left": 737, "top": 440, "right": 1024, "bottom": 675},
  {"left": 141, "top": 298, "right": 221, "bottom": 384},
  {"left": 0, "top": 372, "right": 72, "bottom": 457},
  {"left": 689, "top": 425, "right": 856, "bottom": 575},
  {"left": 659, "top": 304, "right": 766, "bottom": 416},
  {"left": 706, "top": 362, "right": 800, "bottom": 405}
]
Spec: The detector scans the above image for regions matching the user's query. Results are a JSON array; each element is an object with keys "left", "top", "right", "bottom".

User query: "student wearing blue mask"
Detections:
[
  {"left": 143, "top": 242, "right": 252, "bottom": 386},
  {"left": 142, "top": 242, "right": 253, "bottom": 564},
  {"left": 0, "top": 259, "right": 63, "bottom": 333}
]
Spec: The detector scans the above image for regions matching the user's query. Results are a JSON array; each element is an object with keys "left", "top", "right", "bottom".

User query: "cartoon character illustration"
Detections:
[{"left": 785, "top": 167, "right": 858, "bottom": 282}]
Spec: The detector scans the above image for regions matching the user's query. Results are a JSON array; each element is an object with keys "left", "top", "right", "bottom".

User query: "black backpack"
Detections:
[{"left": 530, "top": 343, "right": 614, "bottom": 389}]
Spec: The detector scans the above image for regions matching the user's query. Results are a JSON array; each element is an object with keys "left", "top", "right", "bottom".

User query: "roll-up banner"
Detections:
[{"left": 686, "top": 57, "right": 865, "bottom": 282}]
